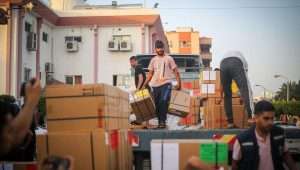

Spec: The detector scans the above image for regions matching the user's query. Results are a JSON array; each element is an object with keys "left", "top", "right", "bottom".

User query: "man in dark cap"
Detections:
[{"left": 143, "top": 40, "right": 181, "bottom": 129}]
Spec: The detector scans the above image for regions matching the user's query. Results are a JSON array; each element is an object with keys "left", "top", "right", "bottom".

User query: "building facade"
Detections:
[
  {"left": 0, "top": 0, "right": 168, "bottom": 97},
  {"left": 166, "top": 27, "right": 212, "bottom": 68},
  {"left": 166, "top": 27, "right": 200, "bottom": 55}
]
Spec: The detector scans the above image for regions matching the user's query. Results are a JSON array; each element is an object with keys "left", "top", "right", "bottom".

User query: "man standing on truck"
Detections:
[
  {"left": 143, "top": 40, "right": 181, "bottom": 129},
  {"left": 232, "top": 100, "right": 299, "bottom": 170},
  {"left": 130, "top": 56, "right": 147, "bottom": 90},
  {"left": 219, "top": 51, "right": 255, "bottom": 128}
]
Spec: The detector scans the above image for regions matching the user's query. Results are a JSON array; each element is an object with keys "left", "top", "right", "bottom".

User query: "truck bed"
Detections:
[{"left": 132, "top": 128, "right": 300, "bottom": 152}]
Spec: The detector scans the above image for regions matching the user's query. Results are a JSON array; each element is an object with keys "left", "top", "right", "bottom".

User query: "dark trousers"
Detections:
[
  {"left": 220, "top": 58, "right": 254, "bottom": 123},
  {"left": 152, "top": 83, "right": 172, "bottom": 124}
]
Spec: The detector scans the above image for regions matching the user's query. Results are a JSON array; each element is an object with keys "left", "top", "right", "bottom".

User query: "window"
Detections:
[
  {"left": 179, "top": 41, "right": 191, "bottom": 48},
  {"left": 65, "top": 36, "right": 73, "bottom": 42},
  {"left": 42, "top": 32, "right": 48, "bottom": 42},
  {"left": 74, "top": 36, "right": 82, "bottom": 42},
  {"left": 65, "top": 76, "right": 73, "bottom": 85},
  {"left": 65, "top": 36, "right": 82, "bottom": 42},
  {"left": 65, "top": 75, "right": 82, "bottom": 85},
  {"left": 24, "top": 68, "right": 31, "bottom": 81},
  {"left": 74, "top": 75, "right": 82, "bottom": 84},
  {"left": 25, "top": 22, "right": 32, "bottom": 32},
  {"left": 200, "top": 44, "right": 211, "bottom": 53}
]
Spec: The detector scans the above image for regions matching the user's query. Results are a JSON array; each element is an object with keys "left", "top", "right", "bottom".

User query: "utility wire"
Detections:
[{"left": 157, "top": 5, "right": 300, "bottom": 10}]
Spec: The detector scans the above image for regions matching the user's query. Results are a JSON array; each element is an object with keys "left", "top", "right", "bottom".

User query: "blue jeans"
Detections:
[{"left": 152, "top": 83, "right": 172, "bottom": 124}]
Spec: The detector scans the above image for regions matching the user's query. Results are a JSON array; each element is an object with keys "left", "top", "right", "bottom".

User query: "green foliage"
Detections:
[
  {"left": 272, "top": 100, "right": 300, "bottom": 117},
  {"left": 275, "top": 80, "right": 300, "bottom": 101}
]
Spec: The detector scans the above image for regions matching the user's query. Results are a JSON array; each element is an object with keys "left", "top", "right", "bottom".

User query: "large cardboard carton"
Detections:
[
  {"left": 45, "top": 84, "right": 130, "bottom": 131},
  {"left": 130, "top": 89, "right": 156, "bottom": 123},
  {"left": 203, "top": 98, "right": 247, "bottom": 129},
  {"left": 151, "top": 140, "right": 229, "bottom": 170},
  {"left": 36, "top": 133, "right": 48, "bottom": 169},
  {"left": 117, "top": 130, "right": 133, "bottom": 170},
  {"left": 37, "top": 129, "right": 132, "bottom": 170},
  {"left": 45, "top": 84, "right": 118, "bottom": 98},
  {"left": 179, "top": 96, "right": 201, "bottom": 125},
  {"left": 169, "top": 90, "right": 191, "bottom": 117}
]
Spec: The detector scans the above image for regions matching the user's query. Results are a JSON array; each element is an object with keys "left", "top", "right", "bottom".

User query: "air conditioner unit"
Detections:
[
  {"left": 108, "top": 40, "right": 119, "bottom": 51},
  {"left": 26, "top": 32, "right": 36, "bottom": 51},
  {"left": 45, "top": 62, "right": 54, "bottom": 73},
  {"left": 65, "top": 40, "right": 79, "bottom": 52},
  {"left": 120, "top": 40, "right": 132, "bottom": 51}
]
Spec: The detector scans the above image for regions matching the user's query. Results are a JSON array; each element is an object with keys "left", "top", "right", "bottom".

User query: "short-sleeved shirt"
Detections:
[
  {"left": 148, "top": 55, "right": 177, "bottom": 87},
  {"left": 232, "top": 130, "right": 288, "bottom": 170},
  {"left": 134, "top": 65, "right": 146, "bottom": 89}
]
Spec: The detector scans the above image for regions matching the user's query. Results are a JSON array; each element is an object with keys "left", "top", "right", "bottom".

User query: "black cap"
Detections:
[{"left": 155, "top": 40, "right": 164, "bottom": 49}]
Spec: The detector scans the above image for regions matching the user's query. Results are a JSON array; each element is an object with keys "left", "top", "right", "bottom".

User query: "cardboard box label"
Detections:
[
  {"left": 151, "top": 142, "right": 179, "bottom": 170},
  {"left": 201, "top": 84, "right": 216, "bottom": 94},
  {"left": 199, "top": 143, "right": 228, "bottom": 164},
  {"left": 202, "top": 71, "right": 217, "bottom": 81},
  {"left": 110, "top": 130, "right": 119, "bottom": 150}
]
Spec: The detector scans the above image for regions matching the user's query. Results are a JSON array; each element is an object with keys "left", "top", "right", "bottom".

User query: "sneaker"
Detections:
[{"left": 157, "top": 123, "right": 167, "bottom": 129}]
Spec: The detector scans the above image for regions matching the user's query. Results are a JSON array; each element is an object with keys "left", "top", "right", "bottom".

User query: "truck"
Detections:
[{"left": 129, "top": 54, "right": 300, "bottom": 169}]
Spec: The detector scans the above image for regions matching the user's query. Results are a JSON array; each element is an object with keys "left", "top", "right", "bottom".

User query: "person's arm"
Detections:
[
  {"left": 137, "top": 73, "right": 144, "bottom": 90},
  {"left": 185, "top": 156, "right": 214, "bottom": 170},
  {"left": 283, "top": 151, "right": 299, "bottom": 170},
  {"left": 143, "top": 70, "right": 153, "bottom": 89},
  {"left": 216, "top": 85, "right": 224, "bottom": 104},
  {"left": 173, "top": 67, "right": 181, "bottom": 90},
  {"left": 0, "top": 79, "right": 41, "bottom": 155},
  {"left": 169, "top": 57, "right": 181, "bottom": 90},
  {"left": 232, "top": 140, "right": 242, "bottom": 170},
  {"left": 143, "top": 59, "right": 154, "bottom": 88}
]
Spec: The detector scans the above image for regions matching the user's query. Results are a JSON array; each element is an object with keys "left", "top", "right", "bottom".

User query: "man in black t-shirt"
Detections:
[{"left": 130, "top": 56, "right": 146, "bottom": 90}]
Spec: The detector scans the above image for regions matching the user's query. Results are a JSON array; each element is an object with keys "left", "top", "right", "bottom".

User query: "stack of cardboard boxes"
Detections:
[
  {"left": 200, "top": 71, "right": 248, "bottom": 129},
  {"left": 151, "top": 139, "right": 229, "bottom": 170},
  {"left": 36, "top": 84, "right": 132, "bottom": 170}
]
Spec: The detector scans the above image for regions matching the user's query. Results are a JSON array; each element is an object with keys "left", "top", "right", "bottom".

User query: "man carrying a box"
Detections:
[
  {"left": 232, "top": 100, "right": 298, "bottom": 170},
  {"left": 130, "top": 56, "right": 147, "bottom": 90},
  {"left": 220, "top": 51, "right": 254, "bottom": 128},
  {"left": 143, "top": 40, "right": 181, "bottom": 129}
]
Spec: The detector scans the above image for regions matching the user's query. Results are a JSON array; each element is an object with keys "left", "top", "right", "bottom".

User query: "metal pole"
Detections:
[{"left": 287, "top": 80, "right": 290, "bottom": 102}]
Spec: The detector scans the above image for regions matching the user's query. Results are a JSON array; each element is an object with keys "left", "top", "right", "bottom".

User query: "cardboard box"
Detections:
[
  {"left": 45, "top": 84, "right": 118, "bottom": 98},
  {"left": 37, "top": 129, "right": 132, "bottom": 170},
  {"left": 36, "top": 133, "right": 48, "bottom": 169},
  {"left": 46, "top": 84, "right": 130, "bottom": 131},
  {"left": 169, "top": 90, "right": 202, "bottom": 118},
  {"left": 200, "top": 71, "right": 222, "bottom": 98},
  {"left": 169, "top": 90, "right": 191, "bottom": 117},
  {"left": 203, "top": 98, "right": 247, "bottom": 129},
  {"left": 118, "top": 130, "right": 133, "bottom": 170},
  {"left": 130, "top": 89, "right": 156, "bottom": 123},
  {"left": 151, "top": 140, "right": 229, "bottom": 170}
]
